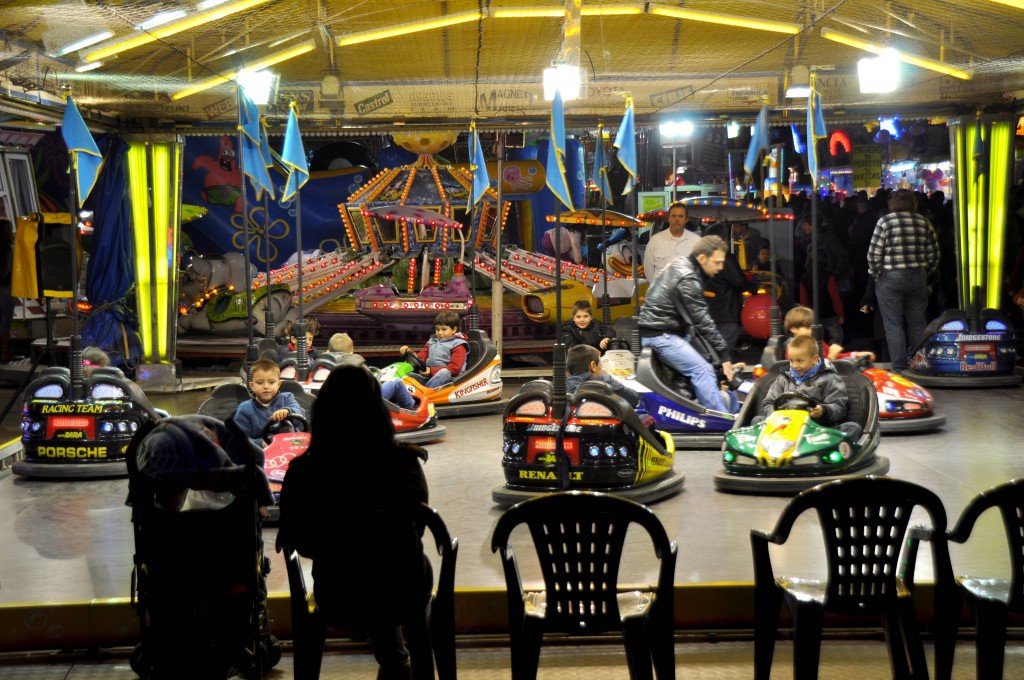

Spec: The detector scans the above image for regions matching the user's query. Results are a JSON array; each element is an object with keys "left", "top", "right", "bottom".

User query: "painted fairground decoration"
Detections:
[{"left": 182, "top": 135, "right": 368, "bottom": 269}]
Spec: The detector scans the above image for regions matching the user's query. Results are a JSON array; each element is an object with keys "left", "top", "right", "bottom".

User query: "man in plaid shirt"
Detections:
[{"left": 867, "top": 189, "right": 939, "bottom": 372}]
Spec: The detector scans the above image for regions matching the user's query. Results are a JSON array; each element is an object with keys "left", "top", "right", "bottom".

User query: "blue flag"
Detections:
[
  {"left": 280, "top": 103, "right": 309, "bottom": 202},
  {"left": 807, "top": 75, "right": 827, "bottom": 189},
  {"left": 468, "top": 121, "right": 490, "bottom": 208},
  {"left": 61, "top": 95, "right": 103, "bottom": 208},
  {"left": 238, "top": 87, "right": 275, "bottom": 200},
  {"left": 744, "top": 104, "right": 769, "bottom": 178},
  {"left": 613, "top": 96, "right": 637, "bottom": 195},
  {"left": 591, "top": 125, "right": 612, "bottom": 207},
  {"left": 545, "top": 90, "right": 574, "bottom": 211}
]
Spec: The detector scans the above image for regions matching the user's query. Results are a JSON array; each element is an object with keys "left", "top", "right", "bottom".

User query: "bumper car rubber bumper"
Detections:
[
  {"left": 713, "top": 455, "right": 890, "bottom": 495},
  {"left": 879, "top": 412, "right": 946, "bottom": 434},
  {"left": 491, "top": 470, "right": 685, "bottom": 507},
  {"left": 901, "top": 367, "right": 1023, "bottom": 388},
  {"left": 13, "top": 458, "right": 129, "bottom": 479}
]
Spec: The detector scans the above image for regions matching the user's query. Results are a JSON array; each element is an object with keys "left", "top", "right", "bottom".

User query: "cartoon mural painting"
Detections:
[{"left": 191, "top": 135, "right": 243, "bottom": 213}]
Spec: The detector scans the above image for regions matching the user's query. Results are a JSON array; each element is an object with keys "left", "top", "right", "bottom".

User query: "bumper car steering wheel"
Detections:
[
  {"left": 403, "top": 350, "right": 427, "bottom": 373},
  {"left": 773, "top": 391, "right": 819, "bottom": 411},
  {"left": 262, "top": 413, "right": 309, "bottom": 444}
]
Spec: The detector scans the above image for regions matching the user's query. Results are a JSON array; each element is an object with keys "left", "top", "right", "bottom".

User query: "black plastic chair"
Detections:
[
  {"left": 751, "top": 476, "right": 958, "bottom": 680},
  {"left": 948, "top": 477, "right": 1024, "bottom": 680},
  {"left": 280, "top": 503, "right": 458, "bottom": 680},
  {"left": 490, "top": 491, "right": 677, "bottom": 680}
]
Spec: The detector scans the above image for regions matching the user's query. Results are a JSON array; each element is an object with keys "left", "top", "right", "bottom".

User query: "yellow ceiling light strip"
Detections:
[
  {"left": 649, "top": 4, "right": 801, "bottom": 34},
  {"left": 986, "top": 0, "right": 1024, "bottom": 8},
  {"left": 172, "top": 39, "right": 315, "bottom": 100},
  {"left": 821, "top": 29, "right": 971, "bottom": 80},
  {"left": 493, "top": 5, "right": 642, "bottom": 18},
  {"left": 85, "top": 0, "right": 270, "bottom": 62},
  {"left": 336, "top": 10, "right": 482, "bottom": 46}
]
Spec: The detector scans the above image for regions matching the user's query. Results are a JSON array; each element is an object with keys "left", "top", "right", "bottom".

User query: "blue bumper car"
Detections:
[{"left": 903, "top": 309, "right": 1021, "bottom": 388}]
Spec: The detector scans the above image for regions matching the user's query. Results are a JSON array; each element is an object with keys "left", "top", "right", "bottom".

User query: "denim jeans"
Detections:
[
  {"left": 380, "top": 379, "right": 415, "bottom": 409},
  {"left": 409, "top": 368, "right": 454, "bottom": 389},
  {"left": 641, "top": 332, "right": 728, "bottom": 412},
  {"left": 874, "top": 268, "right": 928, "bottom": 372}
]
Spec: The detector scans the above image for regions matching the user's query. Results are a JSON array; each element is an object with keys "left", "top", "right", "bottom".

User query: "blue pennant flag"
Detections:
[
  {"left": 280, "top": 102, "right": 309, "bottom": 202},
  {"left": 744, "top": 104, "right": 769, "bottom": 179},
  {"left": 468, "top": 121, "right": 490, "bottom": 209},
  {"left": 545, "top": 89, "right": 574, "bottom": 211},
  {"left": 807, "top": 74, "right": 828, "bottom": 189},
  {"left": 591, "top": 125, "right": 612, "bottom": 207},
  {"left": 613, "top": 96, "right": 637, "bottom": 195},
  {"left": 61, "top": 95, "right": 103, "bottom": 208},
  {"left": 238, "top": 87, "right": 275, "bottom": 200}
]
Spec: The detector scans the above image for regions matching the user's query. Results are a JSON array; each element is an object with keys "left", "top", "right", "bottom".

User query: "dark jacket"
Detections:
[
  {"left": 232, "top": 391, "right": 306, "bottom": 449},
  {"left": 278, "top": 439, "right": 430, "bottom": 622},
  {"left": 560, "top": 320, "right": 615, "bottom": 351},
  {"left": 566, "top": 371, "right": 640, "bottom": 407},
  {"left": 638, "top": 254, "right": 731, "bottom": 362},
  {"left": 701, "top": 253, "right": 757, "bottom": 327},
  {"left": 759, "top": 359, "right": 849, "bottom": 426}
]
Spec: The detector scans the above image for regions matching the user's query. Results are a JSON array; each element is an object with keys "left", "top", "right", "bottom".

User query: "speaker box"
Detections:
[{"left": 36, "top": 216, "right": 77, "bottom": 298}]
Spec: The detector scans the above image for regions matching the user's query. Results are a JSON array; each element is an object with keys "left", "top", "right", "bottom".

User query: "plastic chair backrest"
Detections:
[
  {"left": 949, "top": 477, "right": 1024, "bottom": 611},
  {"left": 779, "top": 477, "right": 949, "bottom": 616},
  {"left": 491, "top": 491, "right": 674, "bottom": 634}
]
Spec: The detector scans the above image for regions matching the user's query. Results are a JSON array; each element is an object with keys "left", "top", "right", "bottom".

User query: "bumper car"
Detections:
[
  {"left": 379, "top": 328, "right": 507, "bottom": 417},
  {"left": 14, "top": 366, "right": 165, "bottom": 479},
  {"left": 279, "top": 351, "right": 446, "bottom": 444},
  {"left": 630, "top": 348, "right": 737, "bottom": 449},
  {"left": 492, "top": 379, "right": 683, "bottom": 506},
  {"left": 903, "top": 308, "right": 1022, "bottom": 387},
  {"left": 713, "top": 360, "right": 887, "bottom": 494},
  {"left": 860, "top": 360, "right": 946, "bottom": 433},
  {"left": 760, "top": 339, "right": 946, "bottom": 434}
]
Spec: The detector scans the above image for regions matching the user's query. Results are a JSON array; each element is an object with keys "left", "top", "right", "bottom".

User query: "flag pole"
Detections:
[
  {"left": 68, "top": 143, "right": 84, "bottom": 401},
  {"left": 237, "top": 88, "right": 258, "bottom": 384}
]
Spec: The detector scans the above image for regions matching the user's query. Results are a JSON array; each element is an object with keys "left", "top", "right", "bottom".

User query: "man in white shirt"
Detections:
[
  {"left": 643, "top": 203, "right": 700, "bottom": 280},
  {"left": 643, "top": 200, "right": 700, "bottom": 280}
]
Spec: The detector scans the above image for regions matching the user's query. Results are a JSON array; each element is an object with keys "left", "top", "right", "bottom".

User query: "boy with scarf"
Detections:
[
  {"left": 400, "top": 310, "right": 469, "bottom": 389},
  {"left": 758, "top": 334, "right": 862, "bottom": 439}
]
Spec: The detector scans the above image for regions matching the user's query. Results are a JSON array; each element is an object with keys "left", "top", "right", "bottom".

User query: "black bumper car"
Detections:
[
  {"left": 492, "top": 379, "right": 683, "bottom": 506},
  {"left": 14, "top": 366, "right": 165, "bottom": 479},
  {"left": 713, "top": 360, "right": 887, "bottom": 494}
]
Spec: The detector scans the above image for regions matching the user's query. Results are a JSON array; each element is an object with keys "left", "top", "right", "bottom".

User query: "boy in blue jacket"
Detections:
[{"left": 233, "top": 358, "right": 306, "bottom": 449}]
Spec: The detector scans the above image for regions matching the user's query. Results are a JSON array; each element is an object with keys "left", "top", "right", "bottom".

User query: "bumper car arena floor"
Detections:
[{"left": 1, "top": 376, "right": 1022, "bottom": 637}]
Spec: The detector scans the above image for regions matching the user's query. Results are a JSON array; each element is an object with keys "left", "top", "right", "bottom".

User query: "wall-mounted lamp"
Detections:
[
  {"left": 543, "top": 63, "right": 581, "bottom": 101},
  {"left": 660, "top": 120, "right": 694, "bottom": 139},
  {"left": 857, "top": 50, "right": 901, "bottom": 93},
  {"left": 727, "top": 121, "right": 741, "bottom": 139},
  {"left": 237, "top": 70, "right": 279, "bottom": 106}
]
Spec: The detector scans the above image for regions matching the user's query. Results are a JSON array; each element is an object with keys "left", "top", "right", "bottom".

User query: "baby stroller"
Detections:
[{"left": 126, "top": 415, "right": 282, "bottom": 679}]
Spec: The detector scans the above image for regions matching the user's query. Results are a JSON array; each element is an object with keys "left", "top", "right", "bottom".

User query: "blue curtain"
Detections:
[{"left": 82, "top": 136, "right": 142, "bottom": 370}]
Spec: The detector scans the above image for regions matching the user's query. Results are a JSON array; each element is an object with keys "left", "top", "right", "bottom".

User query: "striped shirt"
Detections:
[{"left": 866, "top": 211, "right": 939, "bottom": 279}]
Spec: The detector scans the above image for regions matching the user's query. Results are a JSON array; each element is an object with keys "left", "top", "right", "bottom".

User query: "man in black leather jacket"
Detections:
[{"left": 638, "top": 235, "right": 736, "bottom": 413}]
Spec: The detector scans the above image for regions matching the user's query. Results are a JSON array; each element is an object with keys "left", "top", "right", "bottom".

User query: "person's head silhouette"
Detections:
[{"left": 313, "top": 365, "right": 394, "bottom": 446}]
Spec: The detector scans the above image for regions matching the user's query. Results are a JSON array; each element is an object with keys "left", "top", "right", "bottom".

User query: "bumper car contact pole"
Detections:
[
  {"left": 68, "top": 183, "right": 84, "bottom": 400},
  {"left": 236, "top": 88, "right": 258, "bottom": 384},
  {"left": 262, "top": 192, "right": 276, "bottom": 342},
  {"left": 294, "top": 177, "right": 308, "bottom": 381},
  {"left": 810, "top": 190, "right": 823, "bottom": 343}
]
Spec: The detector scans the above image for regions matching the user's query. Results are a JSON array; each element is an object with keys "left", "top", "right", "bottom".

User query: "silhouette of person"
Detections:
[{"left": 278, "top": 365, "right": 432, "bottom": 680}]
